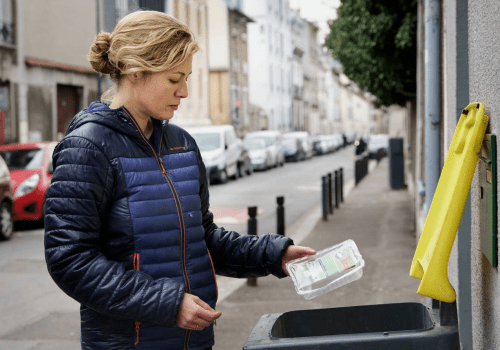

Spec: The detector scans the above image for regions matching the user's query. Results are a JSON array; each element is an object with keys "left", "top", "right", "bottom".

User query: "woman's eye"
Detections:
[{"left": 169, "top": 80, "right": 179, "bottom": 84}]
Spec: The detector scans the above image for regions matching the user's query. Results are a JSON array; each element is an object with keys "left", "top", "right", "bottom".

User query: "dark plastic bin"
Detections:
[
  {"left": 243, "top": 302, "right": 459, "bottom": 349},
  {"left": 388, "top": 138, "right": 406, "bottom": 189}
]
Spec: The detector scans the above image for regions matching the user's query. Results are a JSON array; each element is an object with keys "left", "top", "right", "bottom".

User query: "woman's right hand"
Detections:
[{"left": 175, "top": 293, "right": 222, "bottom": 331}]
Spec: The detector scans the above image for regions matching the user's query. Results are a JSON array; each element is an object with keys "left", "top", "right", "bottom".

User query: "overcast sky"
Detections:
[{"left": 289, "top": 0, "right": 341, "bottom": 42}]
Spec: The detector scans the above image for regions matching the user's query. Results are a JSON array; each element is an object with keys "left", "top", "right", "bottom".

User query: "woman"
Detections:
[{"left": 44, "top": 10, "right": 315, "bottom": 350}]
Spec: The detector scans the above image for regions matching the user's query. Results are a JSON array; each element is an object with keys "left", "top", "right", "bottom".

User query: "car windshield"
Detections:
[
  {"left": 283, "top": 139, "right": 297, "bottom": 150},
  {"left": 246, "top": 136, "right": 274, "bottom": 147},
  {"left": 0, "top": 148, "right": 45, "bottom": 170},
  {"left": 190, "top": 133, "right": 221, "bottom": 152},
  {"left": 244, "top": 139, "right": 266, "bottom": 150}
]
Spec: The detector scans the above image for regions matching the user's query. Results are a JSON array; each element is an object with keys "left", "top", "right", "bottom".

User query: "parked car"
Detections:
[
  {"left": 0, "top": 155, "right": 14, "bottom": 240},
  {"left": 284, "top": 132, "right": 313, "bottom": 159},
  {"left": 236, "top": 138, "right": 253, "bottom": 177},
  {"left": 367, "top": 134, "right": 389, "bottom": 159},
  {"left": 283, "top": 137, "right": 306, "bottom": 162},
  {"left": 243, "top": 130, "right": 285, "bottom": 168},
  {"left": 0, "top": 142, "right": 57, "bottom": 222},
  {"left": 186, "top": 125, "right": 240, "bottom": 184},
  {"left": 243, "top": 138, "right": 272, "bottom": 170}
]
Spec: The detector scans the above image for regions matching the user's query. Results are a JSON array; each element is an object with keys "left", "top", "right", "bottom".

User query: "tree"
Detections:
[{"left": 325, "top": 0, "right": 417, "bottom": 107}]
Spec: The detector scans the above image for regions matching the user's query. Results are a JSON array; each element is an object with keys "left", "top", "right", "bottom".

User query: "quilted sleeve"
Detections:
[
  {"left": 44, "top": 136, "right": 184, "bottom": 327},
  {"left": 195, "top": 147, "right": 293, "bottom": 279}
]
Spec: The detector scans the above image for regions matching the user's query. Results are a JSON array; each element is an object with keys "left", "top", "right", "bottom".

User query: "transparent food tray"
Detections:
[{"left": 286, "top": 239, "right": 365, "bottom": 300}]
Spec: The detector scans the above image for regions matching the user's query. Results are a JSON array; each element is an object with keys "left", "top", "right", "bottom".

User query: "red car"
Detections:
[{"left": 0, "top": 142, "right": 57, "bottom": 222}]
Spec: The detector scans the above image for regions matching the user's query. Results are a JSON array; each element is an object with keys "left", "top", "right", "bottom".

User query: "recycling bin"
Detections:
[
  {"left": 243, "top": 302, "right": 459, "bottom": 349},
  {"left": 388, "top": 138, "right": 405, "bottom": 189}
]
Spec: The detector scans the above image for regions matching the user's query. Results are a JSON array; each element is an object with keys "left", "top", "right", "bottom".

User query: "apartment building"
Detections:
[
  {"left": 207, "top": 0, "right": 252, "bottom": 136},
  {"left": 0, "top": 0, "right": 98, "bottom": 143}
]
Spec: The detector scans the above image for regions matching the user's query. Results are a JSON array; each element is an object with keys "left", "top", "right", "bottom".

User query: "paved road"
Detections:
[{"left": 0, "top": 146, "right": 356, "bottom": 349}]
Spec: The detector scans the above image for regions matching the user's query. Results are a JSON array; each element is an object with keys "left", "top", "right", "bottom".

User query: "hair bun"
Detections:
[{"left": 88, "top": 32, "right": 115, "bottom": 74}]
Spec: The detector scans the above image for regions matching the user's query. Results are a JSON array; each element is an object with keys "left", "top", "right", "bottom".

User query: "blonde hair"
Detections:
[{"left": 88, "top": 11, "right": 199, "bottom": 101}]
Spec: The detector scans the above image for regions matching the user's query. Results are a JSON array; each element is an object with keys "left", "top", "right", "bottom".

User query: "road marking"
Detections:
[{"left": 211, "top": 207, "right": 264, "bottom": 225}]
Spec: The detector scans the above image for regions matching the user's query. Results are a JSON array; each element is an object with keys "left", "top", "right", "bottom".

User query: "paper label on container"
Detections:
[{"left": 303, "top": 248, "right": 356, "bottom": 283}]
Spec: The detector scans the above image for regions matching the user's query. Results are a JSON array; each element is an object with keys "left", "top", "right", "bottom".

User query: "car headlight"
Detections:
[{"left": 15, "top": 173, "right": 40, "bottom": 198}]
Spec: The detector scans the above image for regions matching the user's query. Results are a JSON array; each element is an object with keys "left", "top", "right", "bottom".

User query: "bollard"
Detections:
[
  {"left": 322, "top": 175, "right": 328, "bottom": 221},
  {"left": 339, "top": 167, "right": 344, "bottom": 202},
  {"left": 277, "top": 196, "right": 285, "bottom": 236},
  {"left": 334, "top": 170, "right": 340, "bottom": 208},
  {"left": 247, "top": 206, "right": 258, "bottom": 286},
  {"left": 328, "top": 173, "right": 333, "bottom": 214},
  {"left": 355, "top": 159, "right": 361, "bottom": 185}
]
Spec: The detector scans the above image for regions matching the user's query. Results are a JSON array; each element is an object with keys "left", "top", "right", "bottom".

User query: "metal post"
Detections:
[
  {"left": 334, "top": 170, "right": 340, "bottom": 208},
  {"left": 355, "top": 159, "right": 359, "bottom": 185},
  {"left": 277, "top": 196, "right": 285, "bottom": 236},
  {"left": 424, "top": 0, "right": 441, "bottom": 214},
  {"left": 247, "top": 206, "right": 258, "bottom": 286},
  {"left": 322, "top": 176, "right": 328, "bottom": 221},
  {"left": 339, "top": 167, "right": 344, "bottom": 202},
  {"left": 328, "top": 173, "right": 333, "bottom": 214}
]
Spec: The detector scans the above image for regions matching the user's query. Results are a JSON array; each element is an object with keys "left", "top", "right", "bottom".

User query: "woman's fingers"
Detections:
[{"left": 175, "top": 293, "right": 222, "bottom": 330}]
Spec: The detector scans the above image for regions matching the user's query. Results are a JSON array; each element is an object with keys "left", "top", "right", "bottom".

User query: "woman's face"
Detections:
[{"left": 133, "top": 55, "right": 193, "bottom": 122}]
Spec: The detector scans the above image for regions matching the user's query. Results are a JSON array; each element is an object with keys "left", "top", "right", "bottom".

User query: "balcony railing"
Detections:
[{"left": 0, "top": 20, "right": 15, "bottom": 48}]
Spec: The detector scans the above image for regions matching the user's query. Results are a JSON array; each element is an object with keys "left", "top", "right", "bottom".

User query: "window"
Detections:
[
  {"left": 138, "top": 0, "right": 165, "bottom": 11},
  {"left": 0, "top": 0, "right": 13, "bottom": 47}
]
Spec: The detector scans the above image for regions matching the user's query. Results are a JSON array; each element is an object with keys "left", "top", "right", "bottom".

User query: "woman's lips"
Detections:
[{"left": 170, "top": 105, "right": 178, "bottom": 110}]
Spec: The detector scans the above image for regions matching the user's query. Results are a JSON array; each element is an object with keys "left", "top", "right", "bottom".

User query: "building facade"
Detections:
[
  {"left": 243, "top": 0, "right": 293, "bottom": 133},
  {"left": 0, "top": 0, "right": 98, "bottom": 144},
  {"left": 207, "top": 0, "right": 252, "bottom": 136}
]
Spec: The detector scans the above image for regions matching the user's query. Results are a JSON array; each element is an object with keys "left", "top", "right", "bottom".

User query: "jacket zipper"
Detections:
[
  {"left": 123, "top": 109, "right": 192, "bottom": 349},
  {"left": 133, "top": 253, "right": 141, "bottom": 346},
  {"left": 207, "top": 249, "right": 218, "bottom": 326}
]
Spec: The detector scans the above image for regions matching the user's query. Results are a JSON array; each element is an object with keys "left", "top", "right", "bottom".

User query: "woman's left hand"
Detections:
[{"left": 282, "top": 245, "right": 317, "bottom": 275}]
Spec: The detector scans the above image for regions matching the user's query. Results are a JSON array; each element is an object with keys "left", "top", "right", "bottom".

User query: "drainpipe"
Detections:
[
  {"left": 16, "top": 0, "right": 28, "bottom": 143},
  {"left": 424, "top": 0, "right": 441, "bottom": 214}
]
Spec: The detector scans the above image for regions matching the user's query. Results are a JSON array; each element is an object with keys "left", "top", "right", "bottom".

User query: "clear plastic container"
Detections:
[{"left": 286, "top": 239, "right": 365, "bottom": 300}]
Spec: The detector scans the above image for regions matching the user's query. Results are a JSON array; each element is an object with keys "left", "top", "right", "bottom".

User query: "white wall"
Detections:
[{"left": 208, "top": 0, "right": 229, "bottom": 70}]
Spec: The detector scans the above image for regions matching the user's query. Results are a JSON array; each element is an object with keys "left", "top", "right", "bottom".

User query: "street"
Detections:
[{"left": 0, "top": 145, "right": 356, "bottom": 349}]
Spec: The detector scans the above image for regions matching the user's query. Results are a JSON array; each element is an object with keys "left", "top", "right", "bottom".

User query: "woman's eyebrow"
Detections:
[{"left": 172, "top": 71, "right": 193, "bottom": 76}]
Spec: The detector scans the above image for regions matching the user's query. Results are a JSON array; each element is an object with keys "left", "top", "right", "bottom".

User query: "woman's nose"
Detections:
[{"left": 175, "top": 81, "right": 189, "bottom": 98}]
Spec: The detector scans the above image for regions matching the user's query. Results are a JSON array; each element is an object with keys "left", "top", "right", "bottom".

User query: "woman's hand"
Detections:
[
  {"left": 175, "top": 293, "right": 222, "bottom": 331},
  {"left": 282, "top": 245, "right": 317, "bottom": 275}
]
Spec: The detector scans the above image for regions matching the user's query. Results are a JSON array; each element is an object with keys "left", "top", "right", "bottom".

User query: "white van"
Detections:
[
  {"left": 186, "top": 125, "right": 240, "bottom": 184},
  {"left": 243, "top": 130, "right": 285, "bottom": 168},
  {"left": 284, "top": 131, "right": 313, "bottom": 159}
]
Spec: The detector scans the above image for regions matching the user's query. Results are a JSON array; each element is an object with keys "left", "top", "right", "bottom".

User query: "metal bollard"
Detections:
[
  {"left": 339, "top": 168, "right": 344, "bottom": 202},
  {"left": 334, "top": 170, "right": 340, "bottom": 208},
  {"left": 328, "top": 173, "right": 333, "bottom": 214},
  {"left": 322, "top": 175, "right": 328, "bottom": 221},
  {"left": 247, "top": 206, "right": 258, "bottom": 286},
  {"left": 355, "top": 159, "right": 360, "bottom": 185},
  {"left": 277, "top": 196, "right": 285, "bottom": 236}
]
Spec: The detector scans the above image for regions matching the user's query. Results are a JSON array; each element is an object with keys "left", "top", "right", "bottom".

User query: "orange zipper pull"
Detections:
[{"left": 134, "top": 320, "right": 141, "bottom": 345}]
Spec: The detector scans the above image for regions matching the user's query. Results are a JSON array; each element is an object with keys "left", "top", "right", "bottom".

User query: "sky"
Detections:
[{"left": 289, "top": 0, "right": 341, "bottom": 43}]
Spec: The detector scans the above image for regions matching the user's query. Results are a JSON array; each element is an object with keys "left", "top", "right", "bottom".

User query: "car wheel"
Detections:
[
  {"left": 218, "top": 169, "right": 228, "bottom": 184},
  {"left": 0, "top": 201, "right": 14, "bottom": 241},
  {"left": 246, "top": 163, "right": 253, "bottom": 176}
]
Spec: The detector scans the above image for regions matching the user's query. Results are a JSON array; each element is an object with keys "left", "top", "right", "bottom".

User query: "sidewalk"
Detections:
[{"left": 213, "top": 157, "right": 425, "bottom": 350}]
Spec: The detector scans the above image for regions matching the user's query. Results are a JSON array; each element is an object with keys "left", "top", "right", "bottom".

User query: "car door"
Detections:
[{"left": 224, "top": 129, "right": 239, "bottom": 177}]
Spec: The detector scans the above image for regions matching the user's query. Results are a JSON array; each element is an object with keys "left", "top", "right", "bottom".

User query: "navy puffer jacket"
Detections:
[{"left": 44, "top": 101, "right": 293, "bottom": 350}]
